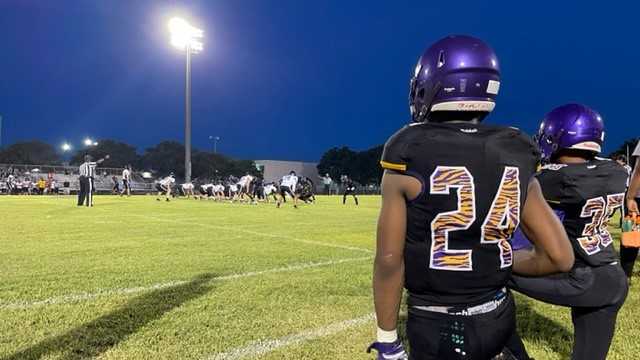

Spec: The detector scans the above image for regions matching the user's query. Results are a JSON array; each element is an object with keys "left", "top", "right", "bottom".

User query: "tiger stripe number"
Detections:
[
  {"left": 429, "top": 166, "right": 520, "bottom": 271},
  {"left": 578, "top": 193, "right": 624, "bottom": 255}
]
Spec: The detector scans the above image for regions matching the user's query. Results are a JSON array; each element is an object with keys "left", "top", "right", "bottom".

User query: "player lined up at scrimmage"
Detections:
[
  {"left": 157, "top": 170, "right": 317, "bottom": 206},
  {"left": 155, "top": 173, "right": 175, "bottom": 201},
  {"left": 277, "top": 171, "right": 299, "bottom": 208},
  {"left": 369, "top": 35, "right": 581, "bottom": 360}
]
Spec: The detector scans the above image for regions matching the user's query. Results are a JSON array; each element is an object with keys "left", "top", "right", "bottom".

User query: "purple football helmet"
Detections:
[
  {"left": 409, "top": 35, "right": 501, "bottom": 122},
  {"left": 535, "top": 103, "right": 605, "bottom": 162}
]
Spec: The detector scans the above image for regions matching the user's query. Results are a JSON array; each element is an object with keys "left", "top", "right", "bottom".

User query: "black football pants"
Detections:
[
  {"left": 407, "top": 293, "right": 516, "bottom": 360},
  {"left": 506, "top": 264, "right": 628, "bottom": 360},
  {"left": 77, "top": 176, "right": 88, "bottom": 206},
  {"left": 342, "top": 190, "right": 358, "bottom": 205}
]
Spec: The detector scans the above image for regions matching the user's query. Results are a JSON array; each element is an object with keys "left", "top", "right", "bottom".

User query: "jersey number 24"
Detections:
[{"left": 429, "top": 166, "right": 521, "bottom": 271}]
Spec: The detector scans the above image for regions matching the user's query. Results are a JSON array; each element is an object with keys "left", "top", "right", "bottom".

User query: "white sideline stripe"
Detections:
[
  {"left": 206, "top": 313, "right": 376, "bottom": 360},
  {"left": 130, "top": 213, "right": 373, "bottom": 254},
  {"left": 0, "top": 257, "right": 371, "bottom": 310}
]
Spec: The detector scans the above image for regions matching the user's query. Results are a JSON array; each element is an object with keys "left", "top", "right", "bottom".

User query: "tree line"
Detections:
[
  {"left": 0, "top": 140, "right": 258, "bottom": 179},
  {"left": 1, "top": 136, "right": 637, "bottom": 184}
]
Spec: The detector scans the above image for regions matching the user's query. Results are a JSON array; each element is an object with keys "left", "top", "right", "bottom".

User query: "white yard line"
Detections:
[
  {"left": 206, "top": 313, "right": 376, "bottom": 360},
  {"left": 0, "top": 256, "right": 371, "bottom": 310},
  {"left": 129, "top": 213, "right": 373, "bottom": 254}
]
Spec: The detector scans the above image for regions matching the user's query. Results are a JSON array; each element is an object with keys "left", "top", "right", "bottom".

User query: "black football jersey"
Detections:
[
  {"left": 536, "top": 159, "right": 628, "bottom": 267},
  {"left": 380, "top": 122, "right": 539, "bottom": 306}
]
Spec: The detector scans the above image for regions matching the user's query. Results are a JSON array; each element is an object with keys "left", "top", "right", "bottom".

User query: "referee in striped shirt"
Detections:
[{"left": 78, "top": 154, "right": 109, "bottom": 207}]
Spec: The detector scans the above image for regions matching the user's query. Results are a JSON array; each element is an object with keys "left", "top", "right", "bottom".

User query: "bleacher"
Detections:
[{"left": 0, "top": 163, "right": 154, "bottom": 194}]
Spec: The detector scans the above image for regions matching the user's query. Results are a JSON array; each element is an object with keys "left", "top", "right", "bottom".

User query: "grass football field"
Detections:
[{"left": 1, "top": 195, "right": 638, "bottom": 359}]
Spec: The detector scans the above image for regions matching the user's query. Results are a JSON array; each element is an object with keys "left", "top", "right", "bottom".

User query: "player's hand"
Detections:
[
  {"left": 627, "top": 197, "right": 639, "bottom": 216},
  {"left": 105, "top": 154, "right": 110, "bottom": 159},
  {"left": 367, "top": 341, "right": 408, "bottom": 360}
]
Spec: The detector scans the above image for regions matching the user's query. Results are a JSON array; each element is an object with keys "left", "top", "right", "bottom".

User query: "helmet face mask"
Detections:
[
  {"left": 409, "top": 35, "right": 500, "bottom": 123},
  {"left": 536, "top": 103, "right": 605, "bottom": 162}
]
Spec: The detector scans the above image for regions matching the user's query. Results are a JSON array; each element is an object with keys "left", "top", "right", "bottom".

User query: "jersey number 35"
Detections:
[{"left": 578, "top": 194, "right": 624, "bottom": 255}]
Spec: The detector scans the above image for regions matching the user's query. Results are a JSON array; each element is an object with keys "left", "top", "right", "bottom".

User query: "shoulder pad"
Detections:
[{"left": 380, "top": 125, "right": 423, "bottom": 172}]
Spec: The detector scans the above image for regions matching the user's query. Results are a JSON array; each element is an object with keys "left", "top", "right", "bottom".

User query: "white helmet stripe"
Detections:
[
  {"left": 569, "top": 141, "right": 602, "bottom": 153},
  {"left": 431, "top": 101, "right": 496, "bottom": 112}
]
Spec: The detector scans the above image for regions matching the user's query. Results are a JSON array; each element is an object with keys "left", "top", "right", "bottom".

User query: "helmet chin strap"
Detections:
[{"left": 412, "top": 81, "right": 441, "bottom": 123}]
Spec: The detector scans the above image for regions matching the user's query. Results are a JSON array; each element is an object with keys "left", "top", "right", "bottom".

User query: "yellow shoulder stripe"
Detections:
[{"left": 380, "top": 160, "right": 407, "bottom": 171}]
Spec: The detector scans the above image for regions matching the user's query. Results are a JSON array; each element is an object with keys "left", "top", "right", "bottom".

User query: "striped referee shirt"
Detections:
[{"left": 79, "top": 162, "right": 97, "bottom": 177}]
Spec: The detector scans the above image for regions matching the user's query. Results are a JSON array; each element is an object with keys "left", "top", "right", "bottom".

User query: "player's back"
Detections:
[
  {"left": 536, "top": 159, "right": 627, "bottom": 267},
  {"left": 381, "top": 122, "right": 539, "bottom": 306},
  {"left": 282, "top": 175, "right": 297, "bottom": 188}
]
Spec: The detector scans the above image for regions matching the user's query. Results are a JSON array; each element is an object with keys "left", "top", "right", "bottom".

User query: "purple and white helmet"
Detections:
[
  {"left": 535, "top": 103, "right": 605, "bottom": 162},
  {"left": 409, "top": 35, "right": 501, "bottom": 122}
]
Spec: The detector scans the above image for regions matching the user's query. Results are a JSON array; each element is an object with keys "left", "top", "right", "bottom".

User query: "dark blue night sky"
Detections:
[{"left": 0, "top": 1, "right": 638, "bottom": 161}]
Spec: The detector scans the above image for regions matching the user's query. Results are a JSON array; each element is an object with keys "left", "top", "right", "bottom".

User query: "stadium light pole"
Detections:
[
  {"left": 209, "top": 135, "right": 220, "bottom": 154},
  {"left": 84, "top": 138, "right": 99, "bottom": 147},
  {"left": 61, "top": 143, "right": 72, "bottom": 166},
  {"left": 169, "top": 17, "right": 203, "bottom": 183}
]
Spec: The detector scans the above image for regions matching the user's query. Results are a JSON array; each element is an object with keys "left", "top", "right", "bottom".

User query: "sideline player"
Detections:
[
  {"left": 504, "top": 105, "right": 629, "bottom": 360},
  {"left": 369, "top": 35, "right": 574, "bottom": 360},
  {"left": 6, "top": 173, "right": 15, "bottom": 194},
  {"left": 277, "top": 171, "right": 299, "bottom": 208},
  {"left": 111, "top": 176, "right": 120, "bottom": 194},
  {"left": 156, "top": 173, "right": 175, "bottom": 202},
  {"left": 120, "top": 165, "right": 132, "bottom": 197},
  {"left": 623, "top": 141, "right": 640, "bottom": 281}
]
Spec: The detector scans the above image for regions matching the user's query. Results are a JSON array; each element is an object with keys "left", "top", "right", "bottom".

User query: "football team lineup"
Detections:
[
  {"left": 3, "top": 2, "right": 640, "bottom": 358},
  {"left": 0, "top": 195, "right": 638, "bottom": 359}
]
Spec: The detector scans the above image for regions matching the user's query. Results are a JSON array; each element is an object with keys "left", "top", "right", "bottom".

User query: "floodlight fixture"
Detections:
[{"left": 169, "top": 17, "right": 203, "bottom": 53}]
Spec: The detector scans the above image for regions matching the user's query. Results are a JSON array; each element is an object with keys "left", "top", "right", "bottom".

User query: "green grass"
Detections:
[{"left": 0, "top": 195, "right": 638, "bottom": 359}]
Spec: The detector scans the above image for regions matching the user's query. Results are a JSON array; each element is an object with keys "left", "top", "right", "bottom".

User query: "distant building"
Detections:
[{"left": 254, "top": 160, "right": 321, "bottom": 190}]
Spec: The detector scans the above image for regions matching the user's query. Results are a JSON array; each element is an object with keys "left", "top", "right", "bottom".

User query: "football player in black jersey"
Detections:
[
  {"left": 368, "top": 35, "right": 574, "bottom": 360},
  {"left": 504, "top": 104, "right": 629, "bottom": 360},
  {"left": 341, "top": 175, "right": 359, "bottom": 205}
]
